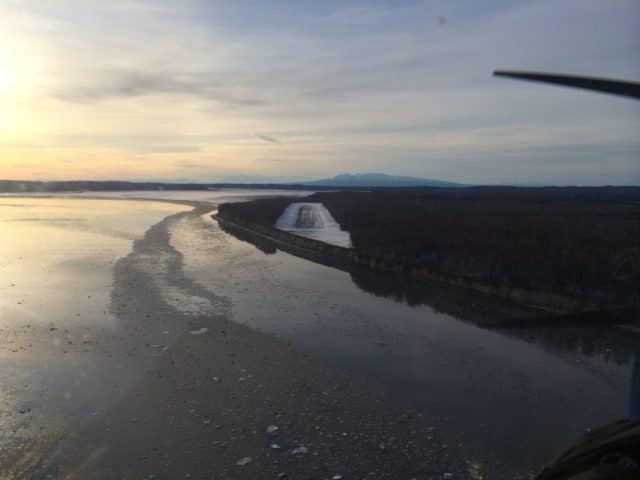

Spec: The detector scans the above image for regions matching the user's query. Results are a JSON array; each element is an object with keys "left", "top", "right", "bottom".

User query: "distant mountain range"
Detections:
[{"left": 304, "top": 173, "right": 460, "bottom": 188}]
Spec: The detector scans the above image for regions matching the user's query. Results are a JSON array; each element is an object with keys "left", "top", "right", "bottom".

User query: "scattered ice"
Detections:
[
  {"left": 270, "top": 443, "right": 282, "bottom": 449},
  {"left": 236, "top": 456, "right": 253, "bottom": 466},
  {"left": 266, "top": 424, "right": 279, "bottom": 434},
  {"left": 189, "top": 328, "right": 208, "bottom": 335},
  {"left": 290, "top": 446, "right": 308, "bottom": 455}
]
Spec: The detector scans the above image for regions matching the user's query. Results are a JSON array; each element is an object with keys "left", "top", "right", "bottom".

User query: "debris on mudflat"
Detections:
[
  {"left": 266, "top": 424, "right": 279, "bottom": 434},
  {"left": 189, "top": 328, "right": 208, "bottom": 335},
  {"left": 290, "top": 446, "right": 308, "bottom": 455},
  {"left": 236, "top": 456, "right": 253, "bottom": 466}
]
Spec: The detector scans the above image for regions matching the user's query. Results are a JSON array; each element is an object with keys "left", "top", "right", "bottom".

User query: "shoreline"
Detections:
[{"left": 214, "top": 212, "right": 635, "bottom": 322}]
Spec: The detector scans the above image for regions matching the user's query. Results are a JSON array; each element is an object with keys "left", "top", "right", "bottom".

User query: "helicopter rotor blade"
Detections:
[{"left": 493, "top": 70, "right": 640, "bottom": 100}]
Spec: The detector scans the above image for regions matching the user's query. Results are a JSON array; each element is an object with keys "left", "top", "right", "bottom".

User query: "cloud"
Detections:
[
  {"left": 55, "top": 70, "right": 266, "bottom": 106},
  {"left": 255, "top": 134, "right": 280, "bottom": 144},
  {"left": 37, "top": 133, "right": 204, "bottom": 154},
  {"left": 3, "top": 0, "right": 639, "bottom": 184}
]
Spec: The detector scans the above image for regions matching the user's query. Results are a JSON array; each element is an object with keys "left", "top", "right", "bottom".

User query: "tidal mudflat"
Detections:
[{"left": 0, "top": 194, "right": 635, "bottom": 479}]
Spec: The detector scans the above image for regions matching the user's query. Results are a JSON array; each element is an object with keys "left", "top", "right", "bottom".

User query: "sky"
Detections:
[{"left": 0, "top": 0, "right": 639, "bottom": 185}]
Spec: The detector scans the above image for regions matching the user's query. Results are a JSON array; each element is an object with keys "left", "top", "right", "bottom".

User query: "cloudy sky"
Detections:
[{"left": 0, "top": 0, "right": 638, "bottom": 185}]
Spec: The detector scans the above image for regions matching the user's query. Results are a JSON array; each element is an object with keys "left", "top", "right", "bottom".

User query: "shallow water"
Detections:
[
  {"left": 0, "top": 188, "right": 312, "bottom": 204},
  {"left": 0, "top": 198, "right": 189, "bottom": 328},
  {"left": 0, "top": 198, "right": 191, "bottom": 449}
]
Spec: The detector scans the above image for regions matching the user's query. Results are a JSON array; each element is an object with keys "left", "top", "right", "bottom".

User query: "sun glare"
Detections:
[
  {"left": 0, "top": 41, "right": 45, "bottom": 100},
  {"left": 0, "top": 50, "right": 17, "bottom": 96},
  {"left": 0, "top": 42, "right": 47, "bottom": 137}
]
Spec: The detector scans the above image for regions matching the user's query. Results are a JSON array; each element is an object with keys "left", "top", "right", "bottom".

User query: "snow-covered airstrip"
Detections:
[{"left": 275, "top": 202, "right": 352, "bottom": 248}]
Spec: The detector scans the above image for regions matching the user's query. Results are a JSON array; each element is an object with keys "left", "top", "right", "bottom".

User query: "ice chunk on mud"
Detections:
[
  {"left": 275, "top": 203, "right": 352, "bottom": 248},
  {"left": 236, "top": 456, "right": 252, "bottom": 466},
  {"left": 189, "top": 327, "right": 208, "bottom": 335},
  {"left": 290, "top": 445, "right": 309, "bottom": 455}
]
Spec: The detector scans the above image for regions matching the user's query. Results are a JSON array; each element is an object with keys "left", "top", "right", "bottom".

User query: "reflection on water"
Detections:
[
  {"left": 350, "top": 266, "right": 640, "bottom": 410},
  {"left": 0, "top": 198, "right": 188, "bottom": 329},
  {"left": 631, "top": 353, "right": 640, "bottom": 418},
  {"left": 500, "top": 325, "right": 636, "bottom": 367},
  {"left": 201, "top": 214, "right": 635, "bottom": 472},
  {"left": 0, "top": 198, "right": 191, "bottom": 450}
]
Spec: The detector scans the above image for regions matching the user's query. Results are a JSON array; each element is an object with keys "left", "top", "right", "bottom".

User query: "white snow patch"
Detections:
[{"left": 275, "top": 203, "right": 352, "bottom": 248}]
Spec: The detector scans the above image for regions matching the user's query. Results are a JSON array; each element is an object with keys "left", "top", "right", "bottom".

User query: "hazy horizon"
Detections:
[
  {"left": 1, "top": 1, "right": 639, "bottom": 185},
  {"left": 3, "top": 171, "right": 640, "bottom": 187}
]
